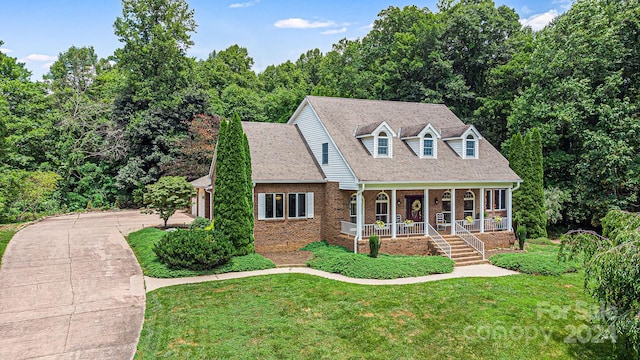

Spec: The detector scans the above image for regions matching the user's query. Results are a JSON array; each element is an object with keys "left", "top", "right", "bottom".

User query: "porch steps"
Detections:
[{"left": 439, "top": 235, "right": 487, "bottom": 266}]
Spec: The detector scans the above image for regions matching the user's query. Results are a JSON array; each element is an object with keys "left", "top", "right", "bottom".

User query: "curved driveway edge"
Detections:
[
  {"left": 144, "top": 264, "right": 519, "bottom": 292},
  {"left": 0, "top": 210, "right": 192, "bottom": 360}
]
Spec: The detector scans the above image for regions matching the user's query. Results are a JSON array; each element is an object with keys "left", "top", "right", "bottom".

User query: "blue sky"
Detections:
[{"left": 0, "top": 0, "right": 573, "bottom": 80}]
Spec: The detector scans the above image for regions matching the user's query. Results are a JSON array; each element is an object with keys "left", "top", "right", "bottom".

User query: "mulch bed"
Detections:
[{"left": 259, "top": 250, "right": 313, "bottom": 267}]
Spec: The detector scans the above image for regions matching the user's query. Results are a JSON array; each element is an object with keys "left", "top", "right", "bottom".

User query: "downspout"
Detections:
[{"left": 354, "top": 183, "right": 365, "bottom": 254}]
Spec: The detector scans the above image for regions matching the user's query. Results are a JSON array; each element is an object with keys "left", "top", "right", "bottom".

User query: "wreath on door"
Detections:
[{"left": 411, "top": 199, "right": 422, "bottom": 219}]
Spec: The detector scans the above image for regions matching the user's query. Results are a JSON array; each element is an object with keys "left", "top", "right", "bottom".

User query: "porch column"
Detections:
[
  {"left": 391, "top": 189, "right": 397, "bottom": 238},
  {"left": 451, "top": 188, "right": 456, "bottom": 235},
  {"left": 424, "top": 189, "right": 429, "bottom": 236},
  {"left": 479, "top": 187, "right": 485, "bottom": 233},
  {"left": 356, "top": 190, "right": 363, "bottom": 243},
  {"left": 507, "top": 187, "right": 513, "bottom": 231}
]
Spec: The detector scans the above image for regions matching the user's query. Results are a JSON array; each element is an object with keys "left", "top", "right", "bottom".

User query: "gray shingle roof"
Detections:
[
  {"left": 242, "top": 121, "right": 325, "bottom": 183},
  {"left": 441, "top": 125, "right": 472, "bottom": 139},
  {"left": 303, "top": 96, "right": 521, "bottom": 183},
  {"left": 355, "top": 121, "right": 382, "bottom": 137},
  {"left": 401, "top": 123, "right": 431, "bottom": 138},
  {"left": 190, "top": 175, "right": 211, "bottom": 188}
]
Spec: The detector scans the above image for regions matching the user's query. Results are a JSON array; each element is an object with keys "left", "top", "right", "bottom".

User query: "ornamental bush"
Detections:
[
  {"left": 153, "top": 229, "right": 233, "bottom": 270},
  {"left": 189, "top": 217, "right": 210, "bottom": 230},
  {"left": 369, "top": 235, "right": 381, "bottom": 258}
]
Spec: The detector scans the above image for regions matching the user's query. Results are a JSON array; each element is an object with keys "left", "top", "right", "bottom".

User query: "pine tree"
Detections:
[{"left": 213, "top": 114, "right": 254, "bottom": 256}]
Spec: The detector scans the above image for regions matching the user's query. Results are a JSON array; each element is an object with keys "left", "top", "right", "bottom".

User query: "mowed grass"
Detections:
[
  {"left": 137, "top": 273, "right": 613, "bottom": 359},
  {"left": 303, "top": 241, "right": 454, "bottom": 279},
  {"left": 126, "top": 228, "right": 275, "bottom": 278},
  {"left": 0, "top": 225, "right": 18, "bottom": 266},
  {"left": 490, "top": 241, "right": 581, "bottom": 275}
]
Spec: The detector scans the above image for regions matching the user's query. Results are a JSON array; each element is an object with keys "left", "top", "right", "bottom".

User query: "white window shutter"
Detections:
[
  {"left": 306, "top": 192, "right": 314, "bottom": 218},
  {"left": 258, "top": 193, "right": 266, "bottom": 220}
]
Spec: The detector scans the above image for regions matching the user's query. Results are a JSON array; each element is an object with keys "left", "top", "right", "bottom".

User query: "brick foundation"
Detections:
[{"left": 475, "top": 231, "right": 516, "bottom": 250}]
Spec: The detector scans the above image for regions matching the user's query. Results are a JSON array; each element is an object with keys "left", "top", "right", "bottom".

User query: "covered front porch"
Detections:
[{"left": 339, "top": 185, "right": 515, "bottom": 258}]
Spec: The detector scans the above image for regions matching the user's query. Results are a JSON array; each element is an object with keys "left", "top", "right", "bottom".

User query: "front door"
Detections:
[{"left": 405, "top": 196, "right": 423, "bottom": 222}]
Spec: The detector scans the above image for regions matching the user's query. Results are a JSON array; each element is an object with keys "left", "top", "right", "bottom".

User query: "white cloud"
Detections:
[
  {"left": 41, "top": 62, "right": 55, "bottom": 69},
  {"left": 359, "top": 23, "right": 374, "bottom": 31},
  {"left": 520, "top": 5, "right": 532, "bottom": 14},
  {"left": 0, "top": 48, "right": 12, "bottom": 54},
  {"left": 321, "top": 27, "right": 347, "bottom": 35},
  {"left": 519, "top": 9, "right": 560, "bottom": 31},
  {"left": 274, "top": 18, "right": 335, "bottom": 29},
  {"left": 229, "top": 0, "right": 260, "bottom": 8},
  {"left": 21, "top": 53, "right": 57, "bottom": 62}
]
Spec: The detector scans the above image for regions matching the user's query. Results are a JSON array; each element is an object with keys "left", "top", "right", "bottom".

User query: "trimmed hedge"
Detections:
[
  {"left": 153, "top": 229, "right": 233, "bottom": 271},
  {"left": 302, "top": 241, "right": 454, "bottom": 279},
  {"left": 127, "top": 228, "right": 275, "bottom": 278}
]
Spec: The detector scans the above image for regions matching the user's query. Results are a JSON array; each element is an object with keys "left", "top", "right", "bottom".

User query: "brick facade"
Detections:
[
  {"left": 249, "top": 183, "right": 512, "bottom": 254},
  {"left": 253, "top": 183, "right": 326, "bottom": 252}
]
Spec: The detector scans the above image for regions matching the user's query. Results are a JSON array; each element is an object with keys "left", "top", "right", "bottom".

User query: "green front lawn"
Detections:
[
  {"left": 490, "top": 241, "right": 581, "bottom": 275},
  {"left": 0, "top": 225, "right": 18, "bottom": 266},
  {"left": 303, "top": 241, "right": 454, "bottom": 279},
  {"left": 137, "top": 272, "right": 613, "bottom": 359},
  {"left": 126, "top": 228, "right": 275, "bottom": 278}
]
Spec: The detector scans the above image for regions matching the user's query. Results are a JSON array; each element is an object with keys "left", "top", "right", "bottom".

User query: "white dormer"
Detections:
[
  {"left": 400, "top": 123, "right": 441, "bottom": 159},
  {"left": 442, "top": 125, "right": 482, "bottom": 159},
  {"left": 355, "top": 121, "right": 397, "bottom": 158}
]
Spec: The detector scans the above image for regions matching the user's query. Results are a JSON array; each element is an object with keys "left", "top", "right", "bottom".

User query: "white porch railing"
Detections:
[
  {"left": 484, "top": 217, "right": 508, "bottom": 232},
  {"left": 340, "top": 221, "right": 426, "bottom": 238},
  {"left": 426, "top": 223, "right": 451, "bottom": 258},
  {"left": 455, "top": 217, "right": 509, "bottom": 232},
  {"left": 454, "top": 222, "right": 485, "bottom": 260}
]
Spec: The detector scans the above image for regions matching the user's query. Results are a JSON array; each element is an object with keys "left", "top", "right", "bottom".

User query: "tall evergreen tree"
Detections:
[
  {"left": 242, "top": 132, "right": 254, "bottom": 243},
  {"left": 213, "top": 114, "right": 254, "bottom": 256},
  {"left": 509, "top": 129, "right": 547, "bottom": 238},
  {"left": 508, "top": 132, "right": 525, "bottom": 226},
  {"left": 527, "top": 128, "right": 547, "bottom": 238}
]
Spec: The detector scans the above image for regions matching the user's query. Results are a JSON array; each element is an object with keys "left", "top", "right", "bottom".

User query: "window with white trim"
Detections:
[
  {"left": 494, "top": 189, "right": 506, "bottom": 210},
  {"left": 423, "top": 133, "right": 435, "bottom": 157},
  {"left": 465, "top": 134, "right": 476, "bottom": 158},
  {"left": 442, "top": 191, "right": 452, "bottom": 223},
  {"left": 463, "top": 191, "right": 475, "bottom": 219},
  {"left": 321, "top": 143, "right": 328, "bottom": 165},
  {"left": 375, "top": 192, "right": 389, "bottom": 223},
  {"left": 377, "top": 132, "right": 389, "bottom": 156},
  {"left": 288, "top": 193, "right": 306, "bottom": 218},
  {"left": 485, "top": 190, "right": 492, "bottom": 210},
  {"left": 349, "top": 194, "right": 357, "bottom": 224},
  {"left": 258, "top": 193, "right": 284, "bottom": 220}
]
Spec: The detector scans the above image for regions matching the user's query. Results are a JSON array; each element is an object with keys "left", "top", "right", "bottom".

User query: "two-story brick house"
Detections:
[{"left": 194, "top": 96, "right": 521, "bottom": 263}]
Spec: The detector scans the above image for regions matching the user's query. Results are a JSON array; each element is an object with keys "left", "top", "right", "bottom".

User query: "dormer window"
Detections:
[
  {"left": 465, "top": 134, "right": 476, "bottom": 158},
  {"left": 377, "top": 132, "right": 389, "bottom": 156},
  {"left": 400, "top": 122, "right": 439, "bottom": 159},
  {"left": 423, "top": 133, "right": 434, "bottom": 157},
  {"left": 355, "top": 121, "right": 396, "bottom": 158}
]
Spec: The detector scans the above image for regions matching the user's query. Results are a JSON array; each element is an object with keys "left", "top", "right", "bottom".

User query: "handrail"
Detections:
[
  {"left": 454, "top": 222, "right": 485, "bottom": 260},
  {"left": 426, "top": 224, "right": 451, "bottom": 259}
]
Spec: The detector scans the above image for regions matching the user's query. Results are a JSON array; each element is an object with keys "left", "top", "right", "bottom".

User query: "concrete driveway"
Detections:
[{"left": 0, "top": 210, "right": 193, "bottom": 360}]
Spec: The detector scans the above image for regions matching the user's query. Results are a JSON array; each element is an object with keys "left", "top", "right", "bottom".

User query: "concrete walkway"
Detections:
[
  {"left": 0, "top": 210, "right": 193, "bottom": 360},
  {"left": 145, "top": 264, "right": 519, "bottom": 292}
]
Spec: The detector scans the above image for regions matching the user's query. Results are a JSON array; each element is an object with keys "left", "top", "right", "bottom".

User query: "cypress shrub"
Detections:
[
  {"left": 213, "top": 114, "right": 254, "bottom": 256},
  {"left": 516, "top": 225, "right": 527, "bottom": 250},
  {"left": 369, "top": 235, "right": 381, "bottom": 258}
]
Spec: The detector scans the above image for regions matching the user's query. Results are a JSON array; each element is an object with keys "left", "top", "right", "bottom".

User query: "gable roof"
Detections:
[
  {"left": 401, "top": 122, "right": 440, "bottom": 138},
  {"left": 242, "top": 121, "right": 325, "bottom": 183},
  {"left": 298, "top": 96, "right": 520, "bottom": 183}
]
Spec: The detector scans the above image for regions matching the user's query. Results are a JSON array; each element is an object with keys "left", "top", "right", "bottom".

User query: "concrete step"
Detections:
[{"left": 455, "top": 259, "right": 489, "bottom": 266}]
